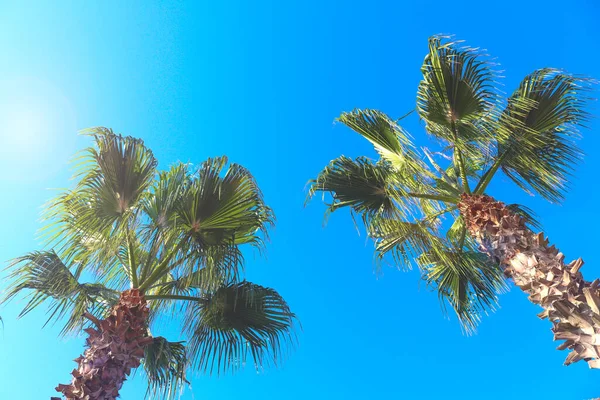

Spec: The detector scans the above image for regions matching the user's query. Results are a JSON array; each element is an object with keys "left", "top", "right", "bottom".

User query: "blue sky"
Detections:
[{"left": 1, "top": 1, "right": 599, "bottom": 399}]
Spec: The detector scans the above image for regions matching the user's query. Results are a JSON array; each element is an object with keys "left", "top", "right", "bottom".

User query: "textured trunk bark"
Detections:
[
  {"left": 458, "top": 194, "right": 600, "bottom": 368},
  {"left": 54, "top": 289, "right": 152, "bottom": 399}
]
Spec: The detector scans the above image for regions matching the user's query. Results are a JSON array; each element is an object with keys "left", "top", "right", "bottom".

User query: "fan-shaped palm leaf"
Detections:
[
  {"left": 184, "top": 281, "right": 297, "bottom": 375},
  {"left": 77, "top": 128, "right": 157, "bottom": 218},
  {"left": 421, "top": 248, "right": 507, "bottom": 333},
  {"left": 3, "top": 251, "right": 118, "bottom": 335},
  {"left": 368, "top": 218, "right": 441, "bottom": 270},
  {"left": 143, "top": 337, "right": 188, "bottom": 400},
  {"left": 476, "top": 69, "right": 592, "bottom": 202},
  {"left": 176, "top": 157, "right": 273, "bottom": 245},
  {"left": 138, "top": 158, "right": 271, "bottom": 292},
  {"left": 307, "top": 156, "right": 402, "bottom": 223},
  {"left": 337, "top": 109, "right": 428, "bottom": 179},
  {"left": 417, "top": 36, "right": 497, "bottom": 144}
]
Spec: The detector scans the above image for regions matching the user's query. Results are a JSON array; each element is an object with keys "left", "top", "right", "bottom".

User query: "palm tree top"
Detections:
[
  {"left": 4, "top": 128, "right": 297, "bottom": 398},
  {"left": 308, "top": 35, "right": 593, "bottom": 333}
]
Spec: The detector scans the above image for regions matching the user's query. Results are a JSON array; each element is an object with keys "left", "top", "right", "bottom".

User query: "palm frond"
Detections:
[
  {"left": 445, "top": 143, "right": 488, "bottom": 181},
  {"left": 307, "top": 156, "right": 401, "bottom": 223},
  {"left": 3, "top": 251, "right": 118, "bottom": 335},
  {"left": 417, "top": 35, "right": 497, "bottom": 144},
  {"left": 41, "top": 189, "right": 121, "bottom": 279},
  {"left": 78, "top": 128, "right": 157, "bottom": 218},
  {"left": 337, "top": 109, "right": 429, "bottom": 180},
  {"left": 41, "top": 129, "right": 157, "bottom": 284},
  {"left": 134, "top": 164, "right": 191, "bottom": 284},
  {"left": 446, "top": 216, "right": 466, "bottom": 247},
  {"left": 492, "top": 69, "right": 592, "bottom": 202},
  {"left": 143, "top": 163, "right": 190, "bottom": 233},
  {"left": 368, "top": 217, "right": 441, "bottom": 270},
  {"left": 138, "top": 157, "right": 273, "bottom": 292},
  {"left": 185, "top": 281, "right": 297, "bottom": 375},
  {"left": 145, "top": 245, "right": 245, "bottom": 324},
  {"left": 176, "top": 157, "right": 274, "bottom": 251},
  {"left": 143, "top": 337, "right": 188, "bottom": 400},
  {"left": 420, "top": 248, "right": 507, "bottom": 333}
]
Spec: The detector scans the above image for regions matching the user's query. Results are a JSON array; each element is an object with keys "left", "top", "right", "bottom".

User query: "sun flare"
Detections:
[{"left": 0, "top": 77, "right": 76, "bottom": 181}]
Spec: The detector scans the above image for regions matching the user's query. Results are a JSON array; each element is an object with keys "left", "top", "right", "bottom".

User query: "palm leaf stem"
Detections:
[
  {"left": 424, "top": 206, "right": 458, "bottom": 221},
  {"left": 452, "top": 122, "right": 471, "bottom": 194},
  {"left": 145, "top": 294, "right": 205, "bottom": 302},
  {"left": 140, "top": 232, "right": 162, "bottom": 284},
  {"left": 138, "top": 245, "right": 196, "bottom": 292},
  {"left": 126, "top": 226, "right": 138, "bottom": 288},
  {"left": 408, "top": 193, "right": 459, "bottom": 203},
  {"left": 473, "top": 149, "right": 510, "bottom": 194}
]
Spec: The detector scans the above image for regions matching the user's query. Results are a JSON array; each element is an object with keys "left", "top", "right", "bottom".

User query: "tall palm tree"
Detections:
[
  {"left": 4, "top": 129, "right": 297, "bottom": 399},
  {"left": 308, "top": 36, "right": 599, "bottom": 368}
]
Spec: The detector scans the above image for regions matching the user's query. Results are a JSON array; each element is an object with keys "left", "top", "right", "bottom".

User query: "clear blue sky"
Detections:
[{"left": 1, "top": 1, "right": 599, "bottom": 399}]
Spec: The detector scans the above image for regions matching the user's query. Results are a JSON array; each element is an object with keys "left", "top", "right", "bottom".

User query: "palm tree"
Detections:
[
  {"left": 308, "top": 36, "right": 599, "bottom": 368},
  {"left": 4, "top": 129, "right": 297, "bottom": 399}
]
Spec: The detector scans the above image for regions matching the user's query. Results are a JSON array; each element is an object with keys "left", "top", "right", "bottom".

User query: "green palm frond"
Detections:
[
  {"left": 136, "top": 163, "right": 191, "bottom": 284},
  {"left": 483, "top": 69, "right": 592, "bottom": 202},
  {"left": 42, "top": 130, "right": 157, "bottom": 284},
  {"left": 446, "top": 216, "right": 466, "bottom": 247},
  {"left": 138, "top": 157, "right": 271, "bottom": 291},
  {"left": 185, "top": 281, "right": 297, "bottom": 375},
  {"left": 4, "top": 251, "right": 79, "bottom": 315},
  {"left": 444, "top": 144, "right": 488, "bottom": 181},
  {"left": 337, "top": 109, "right": 429, "bottom": 180},
  {"left": 78, "top": 128, "right": 157, "bottom": 218},
  {"left": 307, "top": 156, "right": 401, "bottom": 223},
  {"left": 3, "top": 251, "right": 118, "bottom": 335},
  {"left": 143, "top": 163, "right": 190, "bottom": 231},
  {"left": 368, "top": 218, "right": 441, "bottom": 270},
  {"left": 41, "top": 189, "right": 121, "bottom": 279},
  {"left": 421, "top": 248, "right": 507, "bottom": 333},
  {"left": 143, "top": 337, "right": 188, "bottom": 400},
  {"left": 417, "top": 35, "right": 497, "bottom": 144},
  {"left": 417, "top": 35, "right": 499, "bottom": 193},
  {"left": 176, "top": 157, "right": 274, "bottom": 250},
  {"left": 145, "top": 246, "right": 245, "bottom": 324}
]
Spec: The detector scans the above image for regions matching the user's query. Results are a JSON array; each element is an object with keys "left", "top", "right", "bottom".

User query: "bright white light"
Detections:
[
  {"left": 2, "top": 105, "right": 48, "bottom": 153},
  {"left": 0, "top": 77, "right": 77, "bottom": 182}
]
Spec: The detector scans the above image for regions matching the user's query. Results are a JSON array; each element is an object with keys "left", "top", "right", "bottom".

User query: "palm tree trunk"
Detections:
[
  {"left": 458, "top": 194, "right": 600, "bottom": 368},
  {"left": 54, "top": 289, "right": 152, "bottom": 399}
]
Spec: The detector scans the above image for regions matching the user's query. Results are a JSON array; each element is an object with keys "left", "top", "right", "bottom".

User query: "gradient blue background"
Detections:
[{"left": 1, "top": 1, "right": 599, "bottom": 399}]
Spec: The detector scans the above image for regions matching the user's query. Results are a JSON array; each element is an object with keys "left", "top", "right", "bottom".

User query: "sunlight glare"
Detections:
[{"left": 0, "top": 77, "right": 77, "bottom": 182}]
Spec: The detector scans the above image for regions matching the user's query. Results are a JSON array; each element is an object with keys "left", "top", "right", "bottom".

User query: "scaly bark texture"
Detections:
[
  {"left": 458, "top": 194, "right": 600, "bottom": 368},
  {"left": 55, "top": 289, "right": 152, "bottom": 399}
]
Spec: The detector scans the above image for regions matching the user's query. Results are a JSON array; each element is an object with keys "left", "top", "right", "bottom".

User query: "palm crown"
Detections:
[
  {"left": 5, "top": 129, "right": 296, "bottom": 398},
  {"left": 308, "top": 36, "right": 592, "bottom": 332}
]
